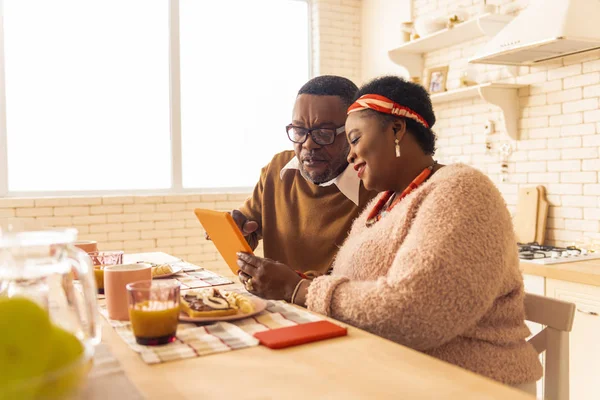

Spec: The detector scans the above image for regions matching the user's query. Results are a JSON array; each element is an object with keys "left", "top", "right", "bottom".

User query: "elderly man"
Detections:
[{"left": 231, "top": 75, "right": 377, "bottom": 278}]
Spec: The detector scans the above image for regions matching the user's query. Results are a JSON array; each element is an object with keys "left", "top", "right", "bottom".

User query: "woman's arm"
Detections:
[
  {"left": 291, "top": 279, "right": 311, "bottom": 307},
  {"left": 306, "top": 171, "right": 516, "bottom": 351}
]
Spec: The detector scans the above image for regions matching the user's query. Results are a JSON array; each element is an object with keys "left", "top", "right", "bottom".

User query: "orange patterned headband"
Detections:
[{"left": 347, "top": 94, "right": 430, "bottom": 129}]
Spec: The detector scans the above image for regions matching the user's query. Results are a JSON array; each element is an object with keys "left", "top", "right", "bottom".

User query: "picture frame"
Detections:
[{"left": 426, "top": 66, "right": 449, "bottom": 93}]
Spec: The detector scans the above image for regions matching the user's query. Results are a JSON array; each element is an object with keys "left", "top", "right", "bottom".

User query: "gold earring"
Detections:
[{"left": 395, "top": 138, "right": 401, "bottom": 158}]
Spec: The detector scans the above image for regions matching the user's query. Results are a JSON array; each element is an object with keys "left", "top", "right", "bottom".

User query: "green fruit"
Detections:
[
  {"left": 0, "top": 297, "right": 53, "bottom": 400},
  {"left": 37, "top": 325, "right": 87, "bottom": 399}
]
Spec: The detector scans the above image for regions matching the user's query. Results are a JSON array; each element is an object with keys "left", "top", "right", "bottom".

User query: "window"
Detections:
[
  {"left": 3, "top": 0, "right": 171, "bottom": 192},
  {"left": 179, "top": 0, "right": 309, "bottom": 188},
  {"left": 0, "top": 0, "right": 310, "bottom": 194}
]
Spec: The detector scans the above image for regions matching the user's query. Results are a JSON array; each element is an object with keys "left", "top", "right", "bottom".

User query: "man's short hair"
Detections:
[{"left": 297, "top": 75, "right": 358, "bottom": 109}]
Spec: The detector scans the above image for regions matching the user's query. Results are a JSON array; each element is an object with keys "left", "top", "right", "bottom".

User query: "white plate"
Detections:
[
  {"left": 179, "top": 297, "right": 267, "bottom": 323},
  {"left": 152, "top": 265, "right": 184, "bottom": 279}
]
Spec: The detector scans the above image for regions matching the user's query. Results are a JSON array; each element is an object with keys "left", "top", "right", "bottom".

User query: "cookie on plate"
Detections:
[{"left": 180, "top": 288, "right": 237, "bottom": 318}]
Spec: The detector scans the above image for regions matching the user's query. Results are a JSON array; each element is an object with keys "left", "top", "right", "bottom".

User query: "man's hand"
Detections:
[
  {"left": 205, "top": 210, "right": 259, "bottom": 250},
  {"left": 236, "top": 253, "right": 301, "bottom": 301}
]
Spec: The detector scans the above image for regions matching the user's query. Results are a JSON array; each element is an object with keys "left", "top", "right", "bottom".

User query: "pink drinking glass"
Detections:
[{"left": 88, "top": 251, "right": 124, "bottom": 294}]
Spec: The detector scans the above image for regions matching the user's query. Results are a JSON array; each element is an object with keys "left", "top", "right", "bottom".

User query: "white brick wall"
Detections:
[
  {"left": 416, "top": 0, "right": 600, "bottom": 246},
  {"left": 312, "top": 0, "right": 361, "bottom": 84},
  {"left": 0, "top": 193, "right": 268, "bottom": 279}
]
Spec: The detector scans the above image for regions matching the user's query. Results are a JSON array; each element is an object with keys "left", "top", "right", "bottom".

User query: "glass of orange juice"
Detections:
[
  {"left": 126, "top": 280, "right": 180, "bottom": 345},
  {"left": 89, "top": 251, "right": 124, "bottom": 294}
]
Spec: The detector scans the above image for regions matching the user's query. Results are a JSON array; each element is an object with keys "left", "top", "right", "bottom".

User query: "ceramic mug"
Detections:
[
  {"left": 104, "top": 264, "right": 152, "bottom": 321},
  {"left": 73, "top": 240, "right": 98, "bottom": 254}
]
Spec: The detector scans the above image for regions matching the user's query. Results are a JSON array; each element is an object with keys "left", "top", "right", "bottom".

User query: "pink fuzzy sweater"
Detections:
[{"left": 307, "top": 164, "right": 542, "bottom": 384}]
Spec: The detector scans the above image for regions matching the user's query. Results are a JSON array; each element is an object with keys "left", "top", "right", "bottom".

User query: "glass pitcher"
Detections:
[{"left": 0, "top": 228, "right": 100, "bottom": 398}]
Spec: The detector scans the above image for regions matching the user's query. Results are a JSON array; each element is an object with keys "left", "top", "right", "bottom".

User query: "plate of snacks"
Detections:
[
  {"left": 137, "top": 262, "right": 183, "bottom": 279},
  {"left": 179, "top": 288, "right": 266, "bottom": 322}
]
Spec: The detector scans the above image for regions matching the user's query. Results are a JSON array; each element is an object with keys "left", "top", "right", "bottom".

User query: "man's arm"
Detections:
[{"left": 230, "top": 163, "right": 270, "bottom": 250}]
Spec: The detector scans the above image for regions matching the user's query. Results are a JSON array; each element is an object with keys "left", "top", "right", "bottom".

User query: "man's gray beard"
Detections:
[{"left": 299, "top": 161, "right": 349, "bottom": 185}]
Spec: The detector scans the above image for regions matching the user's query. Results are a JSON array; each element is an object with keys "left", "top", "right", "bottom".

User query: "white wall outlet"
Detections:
[{"left": 483, "top": 120, "right": 495, "bottom": 135}]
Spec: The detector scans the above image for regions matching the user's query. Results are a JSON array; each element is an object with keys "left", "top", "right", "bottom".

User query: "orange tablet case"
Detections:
[
  {"left": 194, "top": 209, "right": 254, "bottom": 275},
  {"left": 253, "top": 320, "right": 348, "bottom": 349}
]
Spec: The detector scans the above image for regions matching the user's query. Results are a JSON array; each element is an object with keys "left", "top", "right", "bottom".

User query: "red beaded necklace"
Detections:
[{"left": 365, "top": 161, "right": 437, "bottom": 227}]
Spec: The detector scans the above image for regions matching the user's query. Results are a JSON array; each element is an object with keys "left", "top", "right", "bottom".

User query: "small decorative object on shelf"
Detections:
[
  {"left": 446, "top": 14, "right": 463, "bottom": 29},
  {"left": 401, "top": 21, "right": 414, "bottom": 42},
  {"left": 480, "top": 0, "right": 498, "bottom": 15},
  {"left": 426, "top": 65, "right": 449, "bottom": 93},
  {"left": 460, "top": 72, "right": 478, "bottom": 87},
  {"left": 413, "top": 15, "right": 447, "bottom": 37},
  {"left": 460, "top": 65, "right": 479, "bottom": 87},
  {"left": 447, "top": 5, "right": 468, "bottom": 29}
]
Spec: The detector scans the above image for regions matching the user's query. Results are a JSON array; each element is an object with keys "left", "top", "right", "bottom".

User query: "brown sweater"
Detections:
[
  {"left": 239, "top": 151, "right": 377, "bottom": 274},
  {"left": 307, "top": 164, "right": 543, "bottom": 384}
]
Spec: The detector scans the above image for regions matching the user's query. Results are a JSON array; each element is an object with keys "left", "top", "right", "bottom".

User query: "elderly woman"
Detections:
[{"left": 237, "top": 76, "right": 542, "bottom": 386}]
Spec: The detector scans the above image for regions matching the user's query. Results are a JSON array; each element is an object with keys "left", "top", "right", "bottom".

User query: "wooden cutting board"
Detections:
[
  {"left": 535, "top": 186, "right": 549, "bottom": 245},
  {"left": 515, "top": 187, "right": 539, "bottom": 244}
]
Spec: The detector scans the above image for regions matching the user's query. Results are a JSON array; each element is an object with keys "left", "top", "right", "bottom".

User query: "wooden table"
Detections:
[{"left": 99, "top": 253, "right": 534, "bottom": 399}]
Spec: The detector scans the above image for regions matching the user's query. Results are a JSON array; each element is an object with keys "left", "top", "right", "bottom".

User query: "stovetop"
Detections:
[{"left": 518, "top": 243, "right": 600, "bottom": 265}]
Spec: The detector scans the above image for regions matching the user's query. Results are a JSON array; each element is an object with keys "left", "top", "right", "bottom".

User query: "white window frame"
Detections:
[{"left": 0, "top": 0, "right": 311, "bottom": 197}]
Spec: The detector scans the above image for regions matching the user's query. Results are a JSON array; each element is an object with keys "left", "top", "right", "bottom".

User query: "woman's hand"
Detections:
[{"left": 236, "top": 253, "right": 301, "bottom": 301}]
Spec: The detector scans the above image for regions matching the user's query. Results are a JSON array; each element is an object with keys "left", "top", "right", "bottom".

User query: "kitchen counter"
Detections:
[{"left": 520, "top": 259, "right": 600, "bottom": 287}]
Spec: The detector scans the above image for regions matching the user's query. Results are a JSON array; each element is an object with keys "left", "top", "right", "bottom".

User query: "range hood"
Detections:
[{"left": 470, "top": 0, "right": 600, "bottom": 65}]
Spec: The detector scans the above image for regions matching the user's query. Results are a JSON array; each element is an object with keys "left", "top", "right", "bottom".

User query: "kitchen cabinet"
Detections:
[
  {"left": 523, "top": 274, "right": 545, "bottom": 296},
  {"left": 546, "top": 279, "right": 600, "bottom": 400}
]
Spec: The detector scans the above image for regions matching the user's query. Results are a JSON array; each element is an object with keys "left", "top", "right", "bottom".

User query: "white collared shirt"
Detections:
[{"left": 279, "top": 157, "right": 360, "bottom": 205}]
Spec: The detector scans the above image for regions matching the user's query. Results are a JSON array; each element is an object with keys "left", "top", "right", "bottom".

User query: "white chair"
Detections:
[{"left": 524, "top": 293, "right": 576, "bottom": 400}]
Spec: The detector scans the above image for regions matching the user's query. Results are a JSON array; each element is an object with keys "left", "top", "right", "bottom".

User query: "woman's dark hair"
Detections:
[{"left": 353, "top": 75, "right": 436, "bottom": 155}]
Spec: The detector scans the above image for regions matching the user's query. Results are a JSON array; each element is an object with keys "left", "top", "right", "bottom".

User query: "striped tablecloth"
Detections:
[{"left": 99, "top": 294, "right": 322, "bottom": 365}]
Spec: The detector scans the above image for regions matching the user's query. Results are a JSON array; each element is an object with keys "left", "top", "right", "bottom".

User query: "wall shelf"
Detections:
[
  {"left": 430, "top": 83, "right": 526, "bottom": 141},
  {"left": 388, "top": 13, "right": 514, "bottom": 78}
]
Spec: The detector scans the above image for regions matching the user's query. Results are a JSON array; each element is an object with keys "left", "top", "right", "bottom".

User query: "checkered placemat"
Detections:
[
  {"left": 99, "top": 294, "right": 322, "bottom": 365},
  {"left": 150, "top": 261, "right": 234, "bottom": 289}
]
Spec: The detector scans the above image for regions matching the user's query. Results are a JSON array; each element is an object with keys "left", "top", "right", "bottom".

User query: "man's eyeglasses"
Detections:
[{"left": 286, "top": 124, "right": 345, "bottom": 146}]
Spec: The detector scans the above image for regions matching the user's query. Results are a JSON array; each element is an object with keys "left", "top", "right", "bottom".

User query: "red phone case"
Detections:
[{"left": 253, "top": 320, "right": 347, "bottom": 349}]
